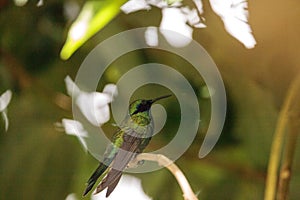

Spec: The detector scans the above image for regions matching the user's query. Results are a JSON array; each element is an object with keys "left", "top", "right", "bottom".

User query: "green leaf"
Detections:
[{"left": 60, "top": 0, "right": 127, "bottom": 60}]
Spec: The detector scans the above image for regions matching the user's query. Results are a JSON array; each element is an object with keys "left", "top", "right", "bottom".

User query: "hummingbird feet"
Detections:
[
  {"left": 137, "top": 160, "right": 145, "bottom": 165},
  {"left": 127, "top": 158, "right": 145, "bottom": 168}
]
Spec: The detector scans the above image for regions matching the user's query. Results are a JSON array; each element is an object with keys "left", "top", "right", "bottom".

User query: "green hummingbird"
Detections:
[{"left": 83, "top": 94, "right": 172, "bottom": 197}]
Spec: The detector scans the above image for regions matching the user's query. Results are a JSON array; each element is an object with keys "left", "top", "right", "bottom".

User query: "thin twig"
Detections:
[
  {"left": 277, "top": 76, "right": 300, "bottom": 200},
  {"left": 131, "top": 153, "right": 198, "bottom": 200},
  {"left": 278, "top": 118, "right": 299, "bottom": 200},
  {"left": 264, "top": 74, "right": 300, "bottom": 200}
]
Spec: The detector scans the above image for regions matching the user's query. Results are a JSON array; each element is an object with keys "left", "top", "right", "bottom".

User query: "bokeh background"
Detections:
[{"left": 0, "top": 0, "right": 300, "bottom": 199}]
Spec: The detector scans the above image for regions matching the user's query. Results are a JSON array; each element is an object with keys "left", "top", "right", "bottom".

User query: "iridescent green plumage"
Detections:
[{"left": 83, "top": 94, "right": 171, "bottom": 197}]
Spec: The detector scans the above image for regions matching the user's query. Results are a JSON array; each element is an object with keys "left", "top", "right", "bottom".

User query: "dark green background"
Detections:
[{"left": 1, "top": 0, "right": 300, "bottom": 199}]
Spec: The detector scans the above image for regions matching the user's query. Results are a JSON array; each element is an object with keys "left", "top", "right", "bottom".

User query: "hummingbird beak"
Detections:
[{"left": 150, "top": 94, "right": 172, "bottom": 104}]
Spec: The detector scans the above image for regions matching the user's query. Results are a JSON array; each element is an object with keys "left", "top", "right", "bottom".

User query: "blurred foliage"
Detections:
[
  {"left": 60, "top": 0, "right": 127, "bottom": 60},
  {"left": 1, "top": 0, "right": 300, "bottom": 200}
]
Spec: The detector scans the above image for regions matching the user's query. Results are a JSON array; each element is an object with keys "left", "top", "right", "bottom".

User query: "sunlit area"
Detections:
[{"left": 1, "top": 0, "right": 300, "bottom": 200}]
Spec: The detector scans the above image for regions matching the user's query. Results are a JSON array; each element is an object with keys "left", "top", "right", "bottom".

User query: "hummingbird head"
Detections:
[{"left": 129, "top": 94, "right": 172, "bottom": 116}]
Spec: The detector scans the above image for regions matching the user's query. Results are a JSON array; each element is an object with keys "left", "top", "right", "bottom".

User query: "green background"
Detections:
[{"left": 1, "top": 0, "right": 300, "bottom": 199}]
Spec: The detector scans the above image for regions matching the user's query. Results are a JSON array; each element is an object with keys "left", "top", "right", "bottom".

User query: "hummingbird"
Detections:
[{"left": 83, "top": 94, "right": 172, "bottom": 197}]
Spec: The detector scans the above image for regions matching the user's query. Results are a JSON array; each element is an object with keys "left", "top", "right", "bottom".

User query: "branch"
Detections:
[
  {"left": 277, "top": 76, "right": 300, "bottom": 200},
  {"left": 130, "top": 153, "right": 199, "bottom": 200},
  {"left": 278, "top": 118, "right": 299, "bottom": 200},
  {"left": 264, "top": 74, "right": 300, "bottom": 200}
]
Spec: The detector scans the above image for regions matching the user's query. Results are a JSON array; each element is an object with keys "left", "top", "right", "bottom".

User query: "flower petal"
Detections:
[
  {"left": 102, "top": 84, "right": 118, "bottom": 101},
  {"left": 181, "top": 7, "right": 206, "bottom": 28},
  {"left": 160, "top": 7, "right": 193, "bottom": 47},
  {"left": 14, "top": 0, "right": 28, "bottom": 6},
  {"left": 37, "top": 0, "right": 43, "bottom": 7},
  {"left": 92, "top": 175, "right": 152, "bottom": 200},
  {"left": 121, "top": 0, "right": 151, "bottom": 14},
  {"left": 1, "top": 111, "right": 9, "bottom": 131},
  {"left": 145, "top": 26, "right": 159, "bottom": 47},
  {"left": 64, "top": 76, "right": 81, "bottom": 97},
  {"left": 193, "top": 0, "right": 204, "bottom": 14},
  {"left": 76, "top": 92, "right": 111, "bottom": 126},
  {"left": 62, "top": 119, "right": 88, "bottom": 150},
  {"left": 209, "top": 0, "right": 256, "bottom": 48},
  {"left": 0, "top": 90, "right": 12, "bottom": 112},
  {"left": 65, "top": 193, "right": 78, "bottom": 200},
  {"left": 147, "top": 0, "right": 168, "bottom": 8},
  {"left": 62, "top": 119, "right": 88, "bottom": 137}
]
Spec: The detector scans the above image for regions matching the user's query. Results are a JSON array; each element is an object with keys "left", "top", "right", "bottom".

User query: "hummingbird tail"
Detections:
[
  {"left": 95, "top": 168, "right": 123, "bottom": 197},
  {"left": 83, "top": 163, "right": 108, "bottom": 196},
  {"left": 106, "top": 174, "right": 122, "bottom": 197}
]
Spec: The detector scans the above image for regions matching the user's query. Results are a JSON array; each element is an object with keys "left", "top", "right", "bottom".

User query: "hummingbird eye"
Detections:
[{"left": 131, "top": 100, "right": 151, "bottom": 115}]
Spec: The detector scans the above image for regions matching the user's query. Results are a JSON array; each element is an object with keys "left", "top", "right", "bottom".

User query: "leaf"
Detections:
[{"left": 60, "top": 0, "right": 128, "bottom": 60}]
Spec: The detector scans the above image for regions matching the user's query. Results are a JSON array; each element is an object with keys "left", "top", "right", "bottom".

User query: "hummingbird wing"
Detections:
[
  {"left": 83, "top": 128, "right": 123, "bottom": 196},
  {"left": 82, "top": 144, "right": 118, "bottom": 196},
  {"left": 95, "top": 129, "right": 145, "bottom": 197},
  {"left": 83, "top": 161, "right": 109, "bottom": 196}
]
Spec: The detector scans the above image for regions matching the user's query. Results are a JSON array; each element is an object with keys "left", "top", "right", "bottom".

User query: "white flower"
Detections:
[
  {"left": 37, "top": 0, "right": 43, "bottom": 7},
  {"left": 92, "top": 175, "right": 152, "bottom": 200},
  {"left": 145, "top": 26, "right": 159, "bottom": 47},
  {"left": 209, "top": 0, "right": 256, "bottom": 48},
  {"left": 14, "top": 0, "right": 28, "bottom": 6},
  {"left": 160, "top": 7, "right": 193, "bottom": 47},
  {"left": 121, "top": 0, "right": 151, "bottom": 14},
  {"left": 181, "top": 6, "right": 206, "bottom": 28},
  {"left": 144, "top": 6, "right": 206, "bottom": 47},
  {"left": 192, "top": 0, "right": 204, "bottom": 14},
  {"left": 121, "top": 0, "right": 256, "bottom": 48},
  {"left": 65, "top": 193, "right": 78, "bottom": 200},
  {"left": 61, "top": 118, "right": 88, "bottom": 150},
  {"left": 0, "top": 90, "right": 12, "bottom": 131},
  {"left": 62, "top": 76, "right": 117, "bottom": 152},
  {"left": 64, "top": 76, "right": 117, "bottom": 126},
  {"left": 65, "top": 175, "right": 151, "bottom": 200},
  {"left": 103, "top": 84, "right": 118, "bottom": 101}
]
